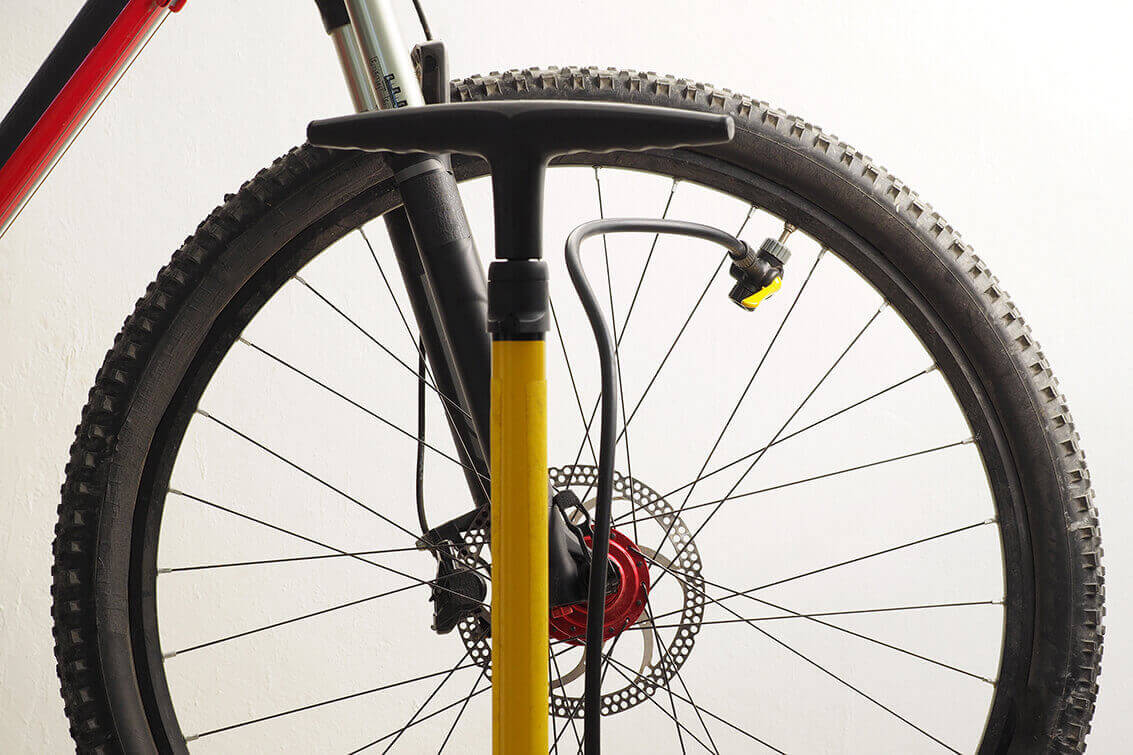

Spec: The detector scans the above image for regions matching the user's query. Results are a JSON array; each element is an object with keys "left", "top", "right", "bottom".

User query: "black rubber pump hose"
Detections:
[{"left": 564, "top": 218, "right": 748, "bottom": 754}]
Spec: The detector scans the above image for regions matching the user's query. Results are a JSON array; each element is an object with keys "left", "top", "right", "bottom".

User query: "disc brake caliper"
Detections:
[{"left": 417, "top": 512, "right": 488, "bottom": 635}]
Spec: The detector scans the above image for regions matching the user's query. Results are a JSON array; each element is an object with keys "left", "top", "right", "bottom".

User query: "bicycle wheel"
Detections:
[{"left": 53, "top": 67, "right": 1102, "bottom": 754}]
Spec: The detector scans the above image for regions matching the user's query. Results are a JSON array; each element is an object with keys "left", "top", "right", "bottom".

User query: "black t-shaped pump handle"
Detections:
[{"left": 307, "top": 100, "right": 734, "bottom": 259}]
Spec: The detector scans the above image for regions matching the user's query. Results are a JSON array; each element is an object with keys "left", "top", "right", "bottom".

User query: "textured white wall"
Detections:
[{"left": 2, "top": 0, "right": 1131, "bottom": 751}]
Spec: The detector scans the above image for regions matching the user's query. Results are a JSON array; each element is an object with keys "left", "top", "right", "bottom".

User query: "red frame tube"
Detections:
[{"left": 0, "top": 0, "right": 181, "bottom": 236}]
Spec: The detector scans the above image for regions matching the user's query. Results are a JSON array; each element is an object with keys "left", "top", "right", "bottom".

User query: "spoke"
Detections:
[
  {"left": 729, "top": 519, "right": 995, "bottom": 598},
  {"left": 646, "top": 558, "right": 962, "bottom": 753},
  {"left": 644, "top": 599, "right": 718, "bottom": 753},
  {"left": 359, "top": 227, "right": 418, "bottom": 352},
  {"left": 614, "top": 254, "right": 728, "bottom": 444},
  {"left": 661, "top": 294, "right": 888, "bottom": 571},
  {"left": 654, "top": 554, "right": 994, "bottom": 705},
  {"left": 167, "top": 488, "right": 419, "bottom": 575},
  {"left": 650, "top": 612, "right": 690, "bottom": 754},
  {"left": 640, "top": 366, "right": 936, "bottom": 508},
  {"left": 439, "top": 664, "right": 489, "bottom": 753},
  {"left": 571, "top": 204, "right": 755, "bottom": 472},
  {"left": 601, "top": 657, "right": 717, "bottom": 754},
  {"left": 593, "top": 167, "right": 641, "bottom": 542},
  {"left": 550, "top": 657, "right": 562, "bottom": 755},
  {"left": 634, "top": 599, "right": 1003, "bottom": 631},
  {"left": 652, "top": 245, "right": 825, "bottom": 560},
  {"left": 613, "top": 204, "right": 757, "bottom": 445},
  {"left": 549, "top": 651, "right": 582, "bottom": 752},
  {"left": 359, "top": 227, "right": 491, "bottom": 503},
  {"left": 356, "top": 646, "right": 575, "bottom": 755},
  {"left": 294, "top": 274, "right": 473, "bottom": 424},
  {"left": 553, "top": 693, "right": 585, "bottom": 753},
  {"left": 567, "top": 173, "right": 687, "bottom": 474},
  {"left": 193, "top": 408, "right": 417, "bottom": 539},
  {"left": 648, "top": 299, "right": 896, "bottom": 590},
  {"left": 235, "top": 339, "right": 486, "bottom": 483},
  {"left": 194, "top": 408, "right": 487, "bottom": 553},
  {"left": 619, "top": 440, "right": 973, "bottom": 528},
  {"left": 633, "top": 604, "right": 691, "bottom": 754},
  {"left": 380, "top": 649, "right": 472, "bottom": 753},
  {"left": 167, "top": 488, "right": 490, "bottom": 606},
  {"left": 614, "top": 349, "right": 640, "bottom": 540},
  {"left": 603, "top": 654, "right": 787, "bottom": 754},
  {"left": 185, "top": 662, "right": 479, "bottom": 741},
  {"left": 551, "top": 295, "right": 599, "bottom": 465},
  {"left": 158, "top": 544, "right": 443, "bottom": 573},
  {"left": 166, "top": 581, "right": 427, "bottom": 658},
  {"left": 611, "top": 174, "right": 679, "bottom": 347},
  {"left": 648, "top": 294, "right": 901, "bottom": 594},
  {"left": 555, "top": 630, "right": 629, "bottom": 755},
  {"left": 347, "top": 685, "right": 493, "bottom": 753},
  {"left": 718, "top": 299, "right": 887, "bottom": 500},
  {"left": 684, "top": 566, "right": 996, "bottom": 684}
]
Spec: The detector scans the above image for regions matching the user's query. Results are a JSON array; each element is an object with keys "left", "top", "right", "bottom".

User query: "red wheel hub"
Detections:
[{"left": 549, "top": 528, "right": 651, "bottom": 645}]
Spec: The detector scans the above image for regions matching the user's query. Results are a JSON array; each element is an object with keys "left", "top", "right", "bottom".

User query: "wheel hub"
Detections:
[{"left": 549, "top": 528, "right": 651, "bottom": 645}]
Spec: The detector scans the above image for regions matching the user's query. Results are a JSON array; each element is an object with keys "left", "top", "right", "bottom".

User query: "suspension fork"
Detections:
[{"left": 317, "top": 0, "right": 491, "bottom": 503}]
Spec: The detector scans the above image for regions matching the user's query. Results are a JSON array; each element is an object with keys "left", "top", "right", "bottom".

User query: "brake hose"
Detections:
[{"left": 565, "top": 217, "right": 773, "bottom": 754}]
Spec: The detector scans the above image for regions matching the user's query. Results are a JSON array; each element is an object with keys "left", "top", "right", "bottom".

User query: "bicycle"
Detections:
[{"left": 0, "top": 1, "right": 1104, "bottom": 752}]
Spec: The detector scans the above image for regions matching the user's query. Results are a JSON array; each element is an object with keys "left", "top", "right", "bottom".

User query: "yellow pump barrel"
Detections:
[{"left": 490, "top": 338, "right": 548, "bottom": 753}]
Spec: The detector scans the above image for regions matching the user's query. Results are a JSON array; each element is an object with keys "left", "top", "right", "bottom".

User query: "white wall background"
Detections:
[{"left": 1, "top": 1, "right": 1130, "bottom": 752}]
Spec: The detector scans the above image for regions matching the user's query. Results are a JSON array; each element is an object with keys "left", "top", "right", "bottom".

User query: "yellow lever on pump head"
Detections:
[{"left": 740, "top": 275, "right": 782, "bottom": 309}]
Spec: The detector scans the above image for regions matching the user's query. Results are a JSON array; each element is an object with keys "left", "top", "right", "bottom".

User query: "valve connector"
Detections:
[{"left": 727, "top": 238, "right": 791, "bottom": 310}]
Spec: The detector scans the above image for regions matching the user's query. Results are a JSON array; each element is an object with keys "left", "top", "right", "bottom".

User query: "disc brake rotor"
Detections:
[{"left": 456, "top": 464, "right": 706, "bottom": 717}]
